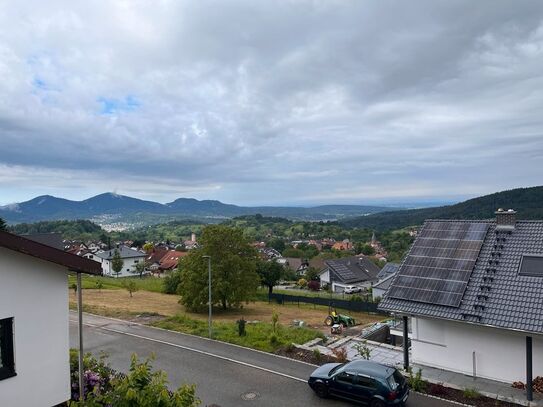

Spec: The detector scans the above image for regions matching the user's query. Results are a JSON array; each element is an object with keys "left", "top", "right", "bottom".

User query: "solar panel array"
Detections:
[
  {"left": 388, "top": 221, "right": 489, "bottom": 307},
  {"left": 329, "top": 260, "right": 357, "bottom": 280}
]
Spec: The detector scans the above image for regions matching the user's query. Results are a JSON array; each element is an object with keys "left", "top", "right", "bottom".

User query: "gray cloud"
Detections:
[{"left": 1, "top": 0, "right": 543, "bottom": 206}]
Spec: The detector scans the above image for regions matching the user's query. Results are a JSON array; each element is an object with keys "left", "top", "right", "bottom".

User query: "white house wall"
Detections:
[
  {"left": 412, "top": 317, "right": 543, "bottom": 383},
  {"left": 0, "top": 248, "right": 70, "bottom": 407},
  {"left": 101, "top": 256, "right": 144, "bottom": 277}
]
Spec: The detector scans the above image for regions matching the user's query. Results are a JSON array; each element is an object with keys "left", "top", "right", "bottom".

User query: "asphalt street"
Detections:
[{"left": 69, "top": 312, "right": 458, "bottom": 407}]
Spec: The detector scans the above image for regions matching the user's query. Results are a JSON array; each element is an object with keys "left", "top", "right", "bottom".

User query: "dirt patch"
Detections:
[
  {"left": 424, "top": 384, "right": 520, "bottom": 407},
  {"left": 70, "top": 289, "right": 383, "bottom": 328}
]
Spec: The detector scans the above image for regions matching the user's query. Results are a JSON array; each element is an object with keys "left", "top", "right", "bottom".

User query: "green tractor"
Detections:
[{"left": 324, "top": 306, "right": 355, "bottom": 327}]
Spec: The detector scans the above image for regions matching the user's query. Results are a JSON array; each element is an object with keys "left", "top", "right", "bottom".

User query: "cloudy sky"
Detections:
[{"left": 1, "top": 0, "right": 543, "bottom": 206}]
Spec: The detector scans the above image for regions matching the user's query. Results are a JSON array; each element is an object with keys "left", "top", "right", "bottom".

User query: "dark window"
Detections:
[
  {"left": 0, "top": 317, "right": 16, "bottom": 380},
  {"left": 336, "top": 372, "right": 355, "bottom": 384},
  {"left": 357, "top": 375, "right": 377, "bottom": 388},
  {"left": 519, "top": 255, "right": 543, "bottom": 277}
]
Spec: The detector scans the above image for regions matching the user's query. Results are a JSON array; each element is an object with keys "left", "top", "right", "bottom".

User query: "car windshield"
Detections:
[
  {"left": 328, "top": 363, "right": 345, "bottom": 376},
  {"left": 387, "top": 369, "right": 405, "bottom": 390}
]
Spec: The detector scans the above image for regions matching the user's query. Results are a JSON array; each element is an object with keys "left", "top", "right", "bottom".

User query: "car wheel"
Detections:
[
  {"left": 370, "top": 399, "right": 386, "bottom": 407},
  {"left": 313, "top": 383, "right": 329, "bottom": 398},
  {"left": 324, "top": 316, "right": 334, "bottom": 326}
]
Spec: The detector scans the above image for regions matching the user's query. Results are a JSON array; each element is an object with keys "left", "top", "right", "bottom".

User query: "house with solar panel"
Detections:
[
  {"left": 379, "top": 209, "right": 543, "bottom": 401},
  {"left": 319, "top": 256, "right": 380, "bottom": 292}
]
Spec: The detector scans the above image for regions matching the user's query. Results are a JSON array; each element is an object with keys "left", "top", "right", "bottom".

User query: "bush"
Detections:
[
  {"left": 297, "top": 278, "right": 307, "bottom": 288},
  {"left": 353, "top": 341, "right": 371, "bottom": 360},
  {"left": 407, "top": 368, "right": 427, "bottom": 393},
  {"left": 307, "top": 280, "right": 320, "bottom": 291},
  {"left": 462, "top": 387, "right": 481, "bottom": 399},
  {"left": 70, "top": 351, "right": 200, "bottom": 406},
  {"left": 331, "top": 347, "right": 348, "bottom": 363},
  {"left": 269, "top": 333, "right": 279, "bottom": 345},
  {"left": 271, "top": 310, "right": 279, "bottom": 333},
  {"left": 312, "top": 348, "right": 322, "bottom": 362},
  {"left": 163, "top": 271, "right": 182, "bottom": 294}
]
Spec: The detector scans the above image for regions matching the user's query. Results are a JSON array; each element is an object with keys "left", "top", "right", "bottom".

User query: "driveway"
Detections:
[{"left": 69, "top": 312, "right": 460, "bottom": 407}]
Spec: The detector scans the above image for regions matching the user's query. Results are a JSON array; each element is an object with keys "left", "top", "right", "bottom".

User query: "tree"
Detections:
[
  {"left": 0, "top": 217, "right": 6, "bottom": 231},
  {"left": 360, "top": 244, "right": 375, "bottom": 256},
  {"left": 178, "top": 225, "right": 259, "bottom": 311},
  {"left": 124, "top": 280, "right": 138, "bottom": 297},
  {"left": 143, "top": 242, "right": 154, "bottom": 253},
  {"left": 111, "top": 249, "right": 124, "bottom": 277},
  {"left": 133, "top": 261, "right": 146, "bottom": 278},
  {"left": 267, "top": 238, "right": 285, "bottom": 253},
  {"left": 256, "top": 260, "right": 284, "bottom": 295},
  {"left": 282, "top": 247, "right": 304, "bottom": 258}
]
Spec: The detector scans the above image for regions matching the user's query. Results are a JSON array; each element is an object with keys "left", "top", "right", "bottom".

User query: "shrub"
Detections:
[
  {"left": 462, "top": 387, "right": 481, "bottom": 399},
  {"left": 331, "top": 347, "right": 348, "bottom": 363},
  {"left": 269, "top": 333, "right": 279, "bottom": 345},
  {"left": 70, "top": 352, "right": 200, "bottom": 406},
  {"left": 312, "top": 348, "right": 322, "bottom": 362},
  {"left": 407, "top": 368, "right": 427, "bottom": 393},
  {"left": 124, "top": 280, "right": 138, "bottom": 297},
  {"left": 297, "top": 278, "right": 307, "bottom": 288},
  {"left": 271, "top": 310, "right": 279, "bottom": 333},
  {"left": 428, "top": 383, "right": 450, "bottom": 397},
  {"left": 163, "top": 271, "right": 182, "bottom": 294},
  {"left": 307, "top": 280, "right": 320, "bottom": 291},
  {"left": 353, "top": 341, "right": 371, "bottom": 360},
  {"left": 237, "top": 318, "right": 246, "bottom": 336}
]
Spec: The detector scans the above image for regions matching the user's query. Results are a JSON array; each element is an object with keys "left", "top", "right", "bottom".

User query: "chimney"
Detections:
[
  {"left": 495, "top": 208, "right": 516, "bottom": 231},
  {"left": 191, "top": 233, "right": 196, "bottom": 242}
]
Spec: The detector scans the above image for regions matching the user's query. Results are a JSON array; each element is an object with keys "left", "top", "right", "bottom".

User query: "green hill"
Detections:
[{"left": 340, "top": 186, "right": 543, "bottom": 231}]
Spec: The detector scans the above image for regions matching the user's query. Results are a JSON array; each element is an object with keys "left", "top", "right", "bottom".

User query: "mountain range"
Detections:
[
  {"left": 340, "top": 186, "right": 543, "bottom": 230},
  {"left": 0, "top": 193, "right": 396, "bottom": 224}
]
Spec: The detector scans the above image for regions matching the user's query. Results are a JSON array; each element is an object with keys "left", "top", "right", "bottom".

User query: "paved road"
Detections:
[{"left": 69, "top": 313, "right": 457, "bottom": 407}]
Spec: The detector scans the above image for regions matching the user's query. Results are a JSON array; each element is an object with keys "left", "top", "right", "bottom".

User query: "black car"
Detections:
[{"left": 308, "top": 360, "right": 409, "bottom": 406}]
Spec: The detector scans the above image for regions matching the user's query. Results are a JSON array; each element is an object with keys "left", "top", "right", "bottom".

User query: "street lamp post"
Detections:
[{"left": 203, "top": 255, "right": 212, "bottom": 338}]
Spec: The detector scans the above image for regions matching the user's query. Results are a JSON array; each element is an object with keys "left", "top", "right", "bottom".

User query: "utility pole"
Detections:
[{"left": 203, "top": 255, "right": 212, "bottom": 338}]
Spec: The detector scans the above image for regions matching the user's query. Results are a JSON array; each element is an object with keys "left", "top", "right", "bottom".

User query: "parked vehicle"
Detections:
[
  {"left": 308, "top": 360, "right": 409, "bottom": 406},
  {"left": 344, "top": 285, "right": 363, "bottom": 294}
]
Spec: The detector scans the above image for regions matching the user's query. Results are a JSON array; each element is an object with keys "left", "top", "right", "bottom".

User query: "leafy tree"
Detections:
[
  {"left": 0, "top": 217, "right": 6, "bottom": 231},
  {"left": 163, "top": 270, "right": 182, "bottom": 294},
  {"left": 143, "top": 242, "right": 154, "bottom": 253},
  {"left": 111, "top": 249, "right": 124, "bottom": 277},
  {"left": 178, "top": 225, "right": 259, "bottom": 311},
  {"left": 360, "top": 244, "right": 375, "bottom": 256},
  {"left": 304, "top": 266, "right": 321, "bottom": 281},
  {"left": 267, "top": 238, "right": 285, "bottom": 253},
  {"left": 124, "top": 280, "right": 138, "bottom": 297},
  {"left": 282, "top": 246, "right": 304, "bottom": 258},
  {"left": 133, "top": 261, "right": 146, "bottom": 278},
  {"left": 256, "top": 260, "right": 284, "bottom": 295},
  {"left": 307, "top": 280, "right": 320, "bottom": 291}
]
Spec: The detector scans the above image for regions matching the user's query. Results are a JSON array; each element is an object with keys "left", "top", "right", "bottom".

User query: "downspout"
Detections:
[
  {"left": 77, "top": 272, "right": 84, "bottom": 401},
  {"left": 403, "top": 315, "right": 409, "bottom": 370}
]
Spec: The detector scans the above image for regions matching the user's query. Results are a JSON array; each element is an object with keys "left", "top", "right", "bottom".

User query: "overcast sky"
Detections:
[{"left": 1, "top": 0, "right": 543, "bottom": 206}]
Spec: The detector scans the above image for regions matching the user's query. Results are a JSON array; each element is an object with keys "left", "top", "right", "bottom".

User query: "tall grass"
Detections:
[{"left": 153, "top": 314, "right": 323, "bottom": 352}]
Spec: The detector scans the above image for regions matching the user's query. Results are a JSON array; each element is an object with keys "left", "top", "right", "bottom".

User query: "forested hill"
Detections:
[
  {"left": 340, "top": 186, "right": 543, "bottom": 231},
  {"left": 9, "top": 219, "right": 104, "bottom": 240}
]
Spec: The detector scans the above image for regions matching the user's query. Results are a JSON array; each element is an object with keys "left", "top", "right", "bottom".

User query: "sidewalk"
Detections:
[{"left": 412, "top": 363, "right": 543, "bottom": 407}]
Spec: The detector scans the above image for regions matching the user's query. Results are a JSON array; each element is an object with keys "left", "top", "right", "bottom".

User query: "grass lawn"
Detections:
[
  {"left": 153, "top": 314, "right": 323, "bottom": 352},
  {"left": 68, "top": 273, "right": 164, "bottom": 293},
  {"left": 69, "top": 289, "right": 384, "bottom": 329}
]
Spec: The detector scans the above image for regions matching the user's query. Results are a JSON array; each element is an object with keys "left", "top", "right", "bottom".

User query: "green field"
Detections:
[{"left": 68, "top": 274, "right": 164, "bottom": 293}]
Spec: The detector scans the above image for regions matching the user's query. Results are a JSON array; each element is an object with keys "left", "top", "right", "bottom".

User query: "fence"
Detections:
[{"left": 267, "top": 293, "right": 387, "bottom": 314}]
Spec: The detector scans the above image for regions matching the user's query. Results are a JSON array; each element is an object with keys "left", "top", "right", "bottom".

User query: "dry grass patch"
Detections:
[{"left": 70, "top": 289, "right": 383, "bottom": 328}]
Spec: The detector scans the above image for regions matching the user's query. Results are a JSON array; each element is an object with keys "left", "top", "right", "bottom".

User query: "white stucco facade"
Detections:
[
  {"left": 412, "top": 316, "right": 543, "bottom": 383},
  {"left": 0, "top": 248, "right": 70, "bottom": 407},
  {"left": 95, "top": 250, "right": 146, "bottom": 277}
]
